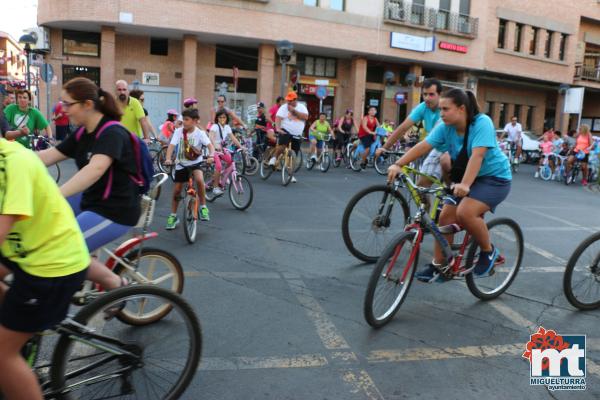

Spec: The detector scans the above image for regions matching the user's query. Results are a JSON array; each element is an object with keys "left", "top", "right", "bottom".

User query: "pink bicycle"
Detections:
[{"left": 204, "top": 150, "right": 254, "bottom": 210}]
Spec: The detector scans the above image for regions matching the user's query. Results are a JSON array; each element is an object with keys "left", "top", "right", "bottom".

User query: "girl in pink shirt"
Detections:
[{"left": 535, "top": 133, "right": 555, "bottom": 178}]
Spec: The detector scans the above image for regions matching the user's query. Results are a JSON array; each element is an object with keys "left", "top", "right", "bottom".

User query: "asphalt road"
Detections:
[{"left": 58, "top": 157, "right": 600, "bottom": 399}]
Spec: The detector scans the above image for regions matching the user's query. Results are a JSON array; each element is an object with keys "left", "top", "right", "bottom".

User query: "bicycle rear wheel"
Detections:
[
  {"left": 293, "top": 149, "right": 303, "bottom": 173},
  {"left": 49, "top": 163, "right": 61, "bottom": 183},
  {"left": 540, "top": 165, "right": 552, "bottom": 181},
  {"left": 364, "top": 231, "right": 419, "bottom": 328},
  {"left": 229, "top": 175, "right": 253, "bottom": 210},
  {"left": 260, "top": 150, "right": 274, "bottom": 180},
  {"left": 182, "top": 195, "right": 198, "bottom": 244},
  {"left": 244, "top": 156, "right": 259, "bottom": 176},
  {"left": 320, "top": 153, "right": 331, "bottom": 173},
  {"left": 465, "top": 218, "right": 523, "bottom": 300},
  {"left": 349, "top": 148, "right": 361, "bottom": 172},
  {"left": 113, "top": 247, "right": 185, "bottom": 325},
  {"left": 49, "top": 285, "right": 202, "bottom": 400},
  {"left": 563, "top": 231, "right": 600, "bottom": 310},
  {"left": 374, "top": 155, "right": 388, "bottom": 175},
  {"left": 281, "top": 151, "right": 295, "bottom": 186},
  {"left": 341, "top": 185, "right": 410, "bottom": 263}
]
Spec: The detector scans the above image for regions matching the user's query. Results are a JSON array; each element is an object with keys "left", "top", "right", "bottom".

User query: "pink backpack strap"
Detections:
[
  {"left": 75, "top": 126, "right": 85, "bottom": 141},
  {"left": 75, "top": 120, "right": 122, "bottom": 141}
]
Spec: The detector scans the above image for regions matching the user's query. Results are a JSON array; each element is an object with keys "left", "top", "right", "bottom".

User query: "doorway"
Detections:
[
  {"left": 134, "top": 85, "right": 182, "bottom": 132},
  {"left": 364, "top": 90, "right": 383, "bottom": 117}
]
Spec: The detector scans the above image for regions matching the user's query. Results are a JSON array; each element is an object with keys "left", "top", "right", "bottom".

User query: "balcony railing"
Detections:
[
  {"left": 574, "top": 64, "right": 600, "bottom": 82},
  {"left": 384, "top": 0, "right": 478, "bottom": 38}
]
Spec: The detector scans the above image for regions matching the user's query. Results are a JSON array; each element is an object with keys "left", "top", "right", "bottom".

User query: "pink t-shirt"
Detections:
[
  {"left": 268, "top": 104, "right": 280, "bottom": 130},
  {"left": 540, "top": 141, "right": 554, "bottom": 155}
]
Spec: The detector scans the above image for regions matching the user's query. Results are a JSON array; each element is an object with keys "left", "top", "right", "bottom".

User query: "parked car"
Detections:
[{"left": 496, "top": 129, "right": 541, "bottom": 164}]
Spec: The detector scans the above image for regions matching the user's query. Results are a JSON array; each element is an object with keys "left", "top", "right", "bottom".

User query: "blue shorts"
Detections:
[
  {"left": 444, "top": 176, "right": 511, "bottom": 213},
  {"left": 67, "top": 194, "right": 132, "bottom": 252}
]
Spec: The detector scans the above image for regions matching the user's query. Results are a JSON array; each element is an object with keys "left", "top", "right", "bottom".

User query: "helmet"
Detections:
[
  {"left": 183, "top": 97, "right": 198, "bottom": 107},
  {"left": 167, "top": 109, "right": 178, "bottom": 116}
]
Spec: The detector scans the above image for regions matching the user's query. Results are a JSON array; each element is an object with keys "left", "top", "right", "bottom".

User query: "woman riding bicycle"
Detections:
[
  {"left": 387, "top": 88, "right": 512, "bottom": 282},
  {"left": 209, "top": 110, "right": 244, "bottom": 195},
  {"left": 565, "top": 124, "right": 594, "bottom": 186},
  {"left": 308, "top": 112, "right": 334, "bottom": 161},
  {"left": 334, "top": 109, "right": 357, "bottom": 162},
  {"left": 358, "top": 106, "right": 380, "bottom": 169},
  {"left": 38, "top": 77, "right": 142, "bottom": 292}
]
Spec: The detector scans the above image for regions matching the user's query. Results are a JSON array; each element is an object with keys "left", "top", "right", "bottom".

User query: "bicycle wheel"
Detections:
[
  {"left": 374, "top": 155, "right": 388, "bottom": 175},
  {"left": 259, "top": 150, "right": 274, "bottom": 180},
  {"left": 49, "top": 163, "right": 61, "bottom": 183},
  {"left": 281, "top": 151, "right": 296, "bottom": 186},
  {"left": 244, "top": 156, "right": 259, "bottom": 176},
  {"left": 113, "top": 247, "right": 185, "bottom": 325},
  {"left": 465, "top": 218, "right": 524, "bottom": 300},
  {"left": 320, "top": 153, "right": 331, "bottom": 173},
  {"left": 182, "top": 195, "right": 198, "bottom": 244},
  {"left": 293, "top": 149, "right": 303, "bottom": 173},
  {"left": 349, "top": 149, "right": 361, "bottom": 172},
  {"left": 49, "top": 285, "right": 201, "bottom": 400},
  {"left": 203, "top": 169, "right": 218, "bottom": 203},
  {"left": 333, "top": 156, "right": 342, "bottom": 168},
  {"left": 228, "top": 175, "right": 253, "bottom": 210},
  {"left": 364, "top": 231, "right": 419, "bottom": 328},
  {"left": 342, "top": 185, "right": 410, "bottom": 263},
  {"left": 233, "top": 151, "right": 245, "bottom": 175},
  {"left": 563, "top": 231, "right": 600, "bottom": 310},
  {"left": 156, "top": 147, "right": 172, "bottom": 174},
  {"left": 305, "top": 156, "right": 316, "bottom": 171},
  {"left": 540, "top": 165, "right": 552, "bottom": 181}
]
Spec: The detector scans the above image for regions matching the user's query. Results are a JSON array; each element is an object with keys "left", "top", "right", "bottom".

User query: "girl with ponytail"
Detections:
[
  {"left": 37, "top": 77, "right": 142, "bottom": 292},
  {"left": 387, "top": 88, "right": 512, "bottom": 282}
]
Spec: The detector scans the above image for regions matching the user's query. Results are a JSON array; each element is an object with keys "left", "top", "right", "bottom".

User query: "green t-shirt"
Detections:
[
  {"left": 120, "top": 97, "right": 145, "bottom": 138},
  {"left": 3, "top": 104, "right": 49, "bottom": 148},
  {"left": 312, "top": 120, "right": 330, "bottom": 140}
]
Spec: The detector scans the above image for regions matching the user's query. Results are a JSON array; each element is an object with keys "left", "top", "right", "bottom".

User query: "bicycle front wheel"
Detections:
[
  {"left": 49, "top": 285, "right": 202, "bottom": 400},
  {"left": 281, "top": 151, "right": 295, "bottom": 186},
  {"left": 245, "top": 156, "right": 259, "bottom": 176},
  {"left": 364, "top": 231, "right": 419, "bottom": 328},
  {"left": 259, "top": 154, "right": 273, "bottom": 180},
  {"left": 465, "top": 218, "right": 524, "bottom": 300},
  {"left": 563, "top": 231, "right": 600, "bottom": 310},
  {"left": 374, "top": 155, "right": 388, "bottom": 175},
  {"left": 341, "top": 185, "right": 410, "bottom": 263},
  {"left": 183, "top": 195, "right": 198, "bottom": 244},
  {"left": 320, "top": 153, "right": 331, "bottom": 173},
  {"left": 229, "top": 175, "right": 253, "bottom": 210},
  {"left": 113, "top": 247, "right": 185, "bottom": 325},
  {"left": 293, "top": 149, "right": 303, "bottom": 173}
]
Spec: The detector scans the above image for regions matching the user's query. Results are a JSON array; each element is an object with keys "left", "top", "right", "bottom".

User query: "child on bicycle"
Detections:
[
  {"left": 387, "top": 88, "right": 511, "bottom": 283},
  {"left": 308, "top": 113, "right": 334, "bottom": 162},
  {"left": 535, "top": 131, "right": 555, "bottom": 179},
  {"left": 164, "top": 108, "right": 215, "bottom": 229},
  {"left": 209, "top": 110, "right": 244, "bottom": 195}
]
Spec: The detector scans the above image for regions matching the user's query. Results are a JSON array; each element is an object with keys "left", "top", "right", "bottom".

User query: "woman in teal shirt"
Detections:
[{"left": 387, "top": 89, "right": 511, "bottom": 282}]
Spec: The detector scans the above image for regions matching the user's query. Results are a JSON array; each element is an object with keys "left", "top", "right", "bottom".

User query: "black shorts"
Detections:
[
  {"left": 1, "top": 263, "right": 87, "bottom": 332},
  {"left": 174, "top": 163, "right": 205, "bottom": 183},
  {"left": 360, "top": 134, "right": 375, "bottom": 148},
  {"left": 334, "top": 133, "right": 350, "bottom": 150},
  {"left": 277, "top": 134, "right": 302, "bottom": 153}
]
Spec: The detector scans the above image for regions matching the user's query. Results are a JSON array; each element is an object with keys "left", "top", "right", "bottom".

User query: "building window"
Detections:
[
  {"left": 63, "top": 30, "right": 100, "bottom": 57},
  {"left": 514, "top": 104, "right": 522, "bottom": 121},
  {"left": 559, "top": 34, "right": 568, "bottom": 61},
  {"left": 411, "top": 0, "right": 425, "bottom": 25},
  {"left": 529, "top": 27, "right": 539, "bottom": 55},
  {"left": 303, "top": 0, "right": 317, "bottom": 5},
  {"left": 459, "top": 0, "right": 470, "bottom": 15},
  {"left": 150, "top": 38, "right": 168, "bottom": 56},
  {"left": 544, "top": 31, "right": 553, "bottom": 58},
  {"left": 514, "top": 23, "right": 523, "bottom": 52},
  {"left": 499, "top": 103, "right": 507, "bottom": 127},
  {"left": 497, "top": 19, "right": 507, "bottom": 49},
  {"left": 526, "top": 106, "right": 534, "bottom": 130},
  {"left": 330, "top": 0, "right": 345, "bottom": 11},
  {"left": 214, "top": 76, "right": 257, "bottom": 93},
  {"left": 485, "top": 101, "right": 495, "bottom": 121},
  {"left": 298, "top": 54, "right": 336, "bottom": 78},
  {"left": 436, "top": 0, "right": 451, "bottom": 30},
  {"left": 63, "top": 65, "right": 100, "bottom": 86},
  {"left": 215, "top": 45, "right": 259, "bottom": 71}
]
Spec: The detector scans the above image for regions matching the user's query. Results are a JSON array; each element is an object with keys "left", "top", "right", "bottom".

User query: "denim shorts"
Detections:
[{"left": 444, "top": 176, "right": 511, "bottom": 213}]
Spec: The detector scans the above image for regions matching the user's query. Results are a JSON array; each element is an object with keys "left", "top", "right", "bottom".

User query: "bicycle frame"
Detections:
[
  {"left": 206, "top": 151, "right": 244, "bottom": 193},
  {"left": 398, "top": 165, "right": 444, "bottom": 221}
]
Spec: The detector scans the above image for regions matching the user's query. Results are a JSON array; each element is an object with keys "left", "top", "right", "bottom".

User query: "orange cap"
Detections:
[{"left": 285, "top": 91, "right": 298, "bottom": 101}]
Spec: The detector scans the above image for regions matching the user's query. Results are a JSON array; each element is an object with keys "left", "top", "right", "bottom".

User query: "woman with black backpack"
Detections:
[{"left": 387, "top": 88, "right": 512, "bottom": 282}]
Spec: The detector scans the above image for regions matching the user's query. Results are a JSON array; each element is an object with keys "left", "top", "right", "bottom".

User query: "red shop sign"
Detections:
[{"left": 439, "top": 41, "right": 468, "bottom": 54}]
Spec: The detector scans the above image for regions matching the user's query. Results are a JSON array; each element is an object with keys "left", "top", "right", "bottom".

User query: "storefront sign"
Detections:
[
  {"left": 369, "top": 99, "right": 379, "bottom": 107},
  {"left": 142, "top": 72, "right": 159, "bottom": 86},
  {"left": 300, "top": 84, "right": 335, "bottom": 97},
  {"left": 394, "top": 92, "right": 407, "bottom": 105},
  {"left": 439, "top": 41, "right": 468, "bottom": 54},
  {"left": 315, "top": 79, "right": 329, "bottom": 86},
  {"left": 390, "top": 32, "right": 435, "bottom": 53}
]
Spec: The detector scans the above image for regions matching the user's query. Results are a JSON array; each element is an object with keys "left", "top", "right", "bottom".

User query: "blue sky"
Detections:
[{"left": 0, "top": 0, "right": 38, "bottom": 40}]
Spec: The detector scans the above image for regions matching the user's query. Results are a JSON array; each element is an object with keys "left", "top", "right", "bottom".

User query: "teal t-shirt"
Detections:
[
  {"left": 426, "top": 113, "right": 512, "bottom": 181},
  {"left": 3, "top": 104, "right": 49, "bottom": 148},
  {"left": 408, "top": 102, "right": 441, "bottom": 136}
]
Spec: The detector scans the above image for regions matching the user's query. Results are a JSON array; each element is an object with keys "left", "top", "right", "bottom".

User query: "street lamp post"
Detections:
[
  {"left": 276, "top": 40, "right": 294, "bottom": 97},
  {"left": 18, "top": 34, "right": 37, "bottom": 92}
]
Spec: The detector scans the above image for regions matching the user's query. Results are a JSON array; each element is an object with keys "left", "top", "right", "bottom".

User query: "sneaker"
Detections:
[
  {"left": 268, "top": 156, "right": 276, "bottom": 166},
  {"left": 551, "top": 173, "right": 556, "bottom": 180},
  {"left": 415, "top": 263, "right": 444, "bottom": 283},
  {"left": 213, "top": 186, "right": 224, "bottom": 196},
  {"left": 582, "top": 179, "right": 588, "bottom": 186},
  {"left": 474, "top": 245, "right": 499, "bottom": 276},
  {"left": 360, "top": 162, "right": 367, "bottom": 170},
  {"left": 311, "top": 154, "right": 317, "bottom": 161},
  {"left": 165, "top": 214, "right": 179, "bottom": 230},
  {"left": 534, "top": 171, "right": 539, "bottom": 178},
  {"left": 200, "top": 206, "right": 210, "bottom": 221},
  {"left": 291, "top": 176, "right": 297, "bottom": 183}
]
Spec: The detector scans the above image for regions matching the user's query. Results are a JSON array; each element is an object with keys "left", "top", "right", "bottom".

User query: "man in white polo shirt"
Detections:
[
  {"left": 270, "top": 91, "right": 308, "bottom": 183},
  {"left": 503, "top": 116, "right": 523, "bottom": 164}
]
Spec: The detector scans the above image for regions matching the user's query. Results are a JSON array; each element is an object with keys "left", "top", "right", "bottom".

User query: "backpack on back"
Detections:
[{"left": 75, "top": 121, "right": 153, "bottom": 199}]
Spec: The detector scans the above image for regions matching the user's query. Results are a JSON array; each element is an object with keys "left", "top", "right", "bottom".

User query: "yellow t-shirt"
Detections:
[
  {"left": 0, "top": 140, "right": 90, "bottom": 277},
  {"left": 120, "top": 97, "right": 145, "bottom": 138}
]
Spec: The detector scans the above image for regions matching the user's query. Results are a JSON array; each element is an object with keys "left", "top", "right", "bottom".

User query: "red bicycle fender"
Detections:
[{"left": 105, "top": 232, "right": 159, "bottom": 269}]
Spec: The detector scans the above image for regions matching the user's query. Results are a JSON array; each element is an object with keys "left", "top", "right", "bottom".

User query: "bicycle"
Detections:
[
  {"left": 72, "top": 173, "right": 185, "bottom": 324},
  {"left": 565, "top": 151, "right": 585, "bottom": 185},
  {"left": 564, "top": 230, "right": 600, "bottom": 310},
  {"left": 341, "top": 165, "right": 443, "bottom": 263},
  {"left": 13, "top": 284, "right": 202, "bottom": 399},
  {"left": 374, "top": 146, "right": 405, "bottom": 176},
  {"left": 28, "top": 134, "right": 61, "bottom": 183},
  {"left": 180, "top": 168, "right": 205, "bottom": 244},
  {"left": 232, "top": 128, "right": 259, "bottom": 176},
  {"left": 363, "top": 167, "right": 524, "bottom": 328},
  {"left": 537, "top": 153, "right": 555, "bottom": 181},
  {"left": 259, "top": 134, "right": 298, "bottom": 186},
  {"left": 204, "top": 150, "right": 254, "bottom": 210},
  {"left": 306, "top": 134, "right": 332, "bottom": 173},
  {"left": 333, "top": 134, "right": 354, "bottom": 168},
  {"left": 349, "top": 128, "right": 387, "bottom": 173}
]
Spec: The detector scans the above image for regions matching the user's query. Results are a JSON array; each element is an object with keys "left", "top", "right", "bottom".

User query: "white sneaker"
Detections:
[
  {"left": 213, "top": 187, "right": 224, "bottom": 196},
  {"left": 268, "top": 156, "right": 276, "bottom": 166},
  {"left": 311, "top": 154, "right": 317, "bottom": 161},
  {"left": 291, "top": 176, "right": 297, "bottom": 183},
  {"left": 551, "top": 173, "right": 556, "bottom": 180},
  {"left": 534, "top": 171, "right": 539, "bottom": 178}
]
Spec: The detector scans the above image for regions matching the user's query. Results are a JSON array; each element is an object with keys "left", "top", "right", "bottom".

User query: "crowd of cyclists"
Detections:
[{"left": 0, "top": 72, "right": 599, "bottom": 398}]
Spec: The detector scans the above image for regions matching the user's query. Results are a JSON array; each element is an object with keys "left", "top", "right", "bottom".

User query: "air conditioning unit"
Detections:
[{"left": 24, "top": 27, "right": 50, "bottom": 52}]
